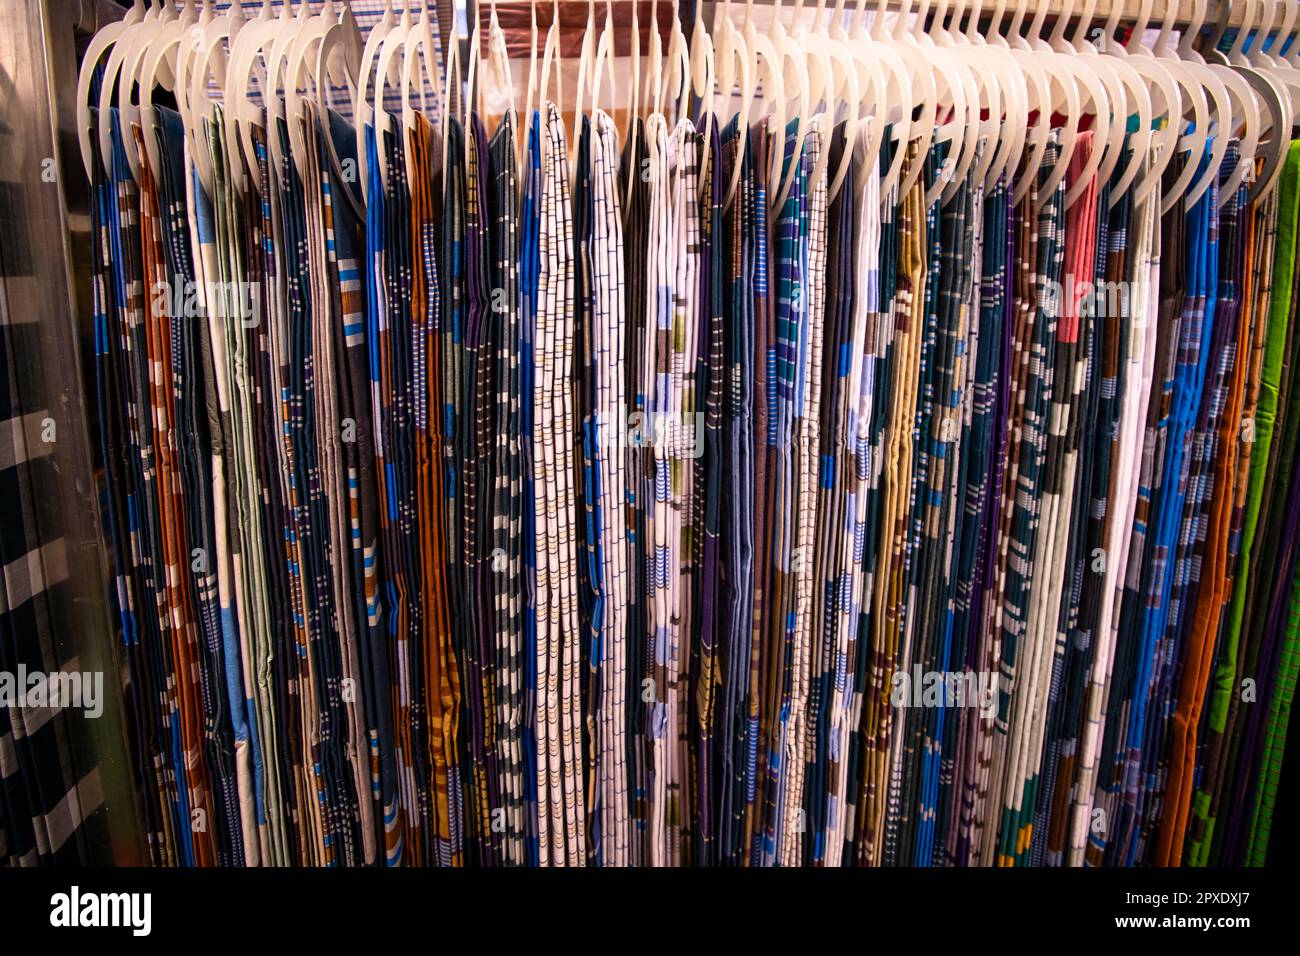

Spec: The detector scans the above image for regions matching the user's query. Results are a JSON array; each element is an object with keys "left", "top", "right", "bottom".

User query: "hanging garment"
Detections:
[
  {"left": 529, "top": 102, "right": 585, "bottom": 867},
  {"left": 487, "top": 110, "right": 529, "bottom": 867},
  {"left": 583, "top": 107, "right": 632, "bottom": 867},
  {"left": 985, "top": 133, "right": 1067, "bottom": 868},
  {"left": 1189, "top": 141, "right": 1300, "bottom": 867},
  {"left": 78, "top": 16, "right": 1300, "bottom": 869}
]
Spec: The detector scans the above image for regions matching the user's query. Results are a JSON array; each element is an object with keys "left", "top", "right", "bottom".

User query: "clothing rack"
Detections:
[
  {"left": 19, "top": 0, "right": 1300, "bottom": 868},
  {"left": 474, "top": 0, "right": 1257, "bottom": 47}
]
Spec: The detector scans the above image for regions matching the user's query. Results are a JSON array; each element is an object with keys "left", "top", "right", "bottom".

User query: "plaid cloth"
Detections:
[
  {"left": 1213, "top": 143, "right": 1300, "bottom": 866},
  {"left": 584, "top": 109, "right": 631, "bottom": 866},
  {"left": 117, "top": 107, "right": 205, "bottom": 865},
  {"left": 90, "top": 103, "right": 169, "bottom": 864},
  {"left": 488, "top": 111, "right": 529, "bottom": 866},
  {"left": 80, "top": 51, "right": 1300, "bottom": 866},
  {"left": 905, "top": 151, "right": 976, "bottom": 867},
  {"left": 716, "top": 118, "right": 755, "bottom": 866},
  {"left": 941, "top": 169, "right": 1010, "bottom": 866},
  {"left": 1153, "top": 145, "right": 1248, "bottom": 864},
  {"left": 1, "top": 162, "right": 105, "bottom": 864},
  {"left": 1244, "top": 163, "right": 1300, "bottom": 863},
  {"left": 1034, "top": 143, "right": 1125, "bottom": 866},
  {"left": 1019, "top": 134, "right": 1101, "bottom": 867},
  {"left": 807, "top": 122, "right": 868, "bottom": 866},
  {"left": 1188, "top": 144, "right": 1299, "bottom": 866},
  {"left": 741, "top": 120, "right": 764, "bottom": 865},
  {"left": 245, "top": 119, "right": 304, "bottom": 866},
  {"left": 691, "top": 113, "right": 724, "bottom": 864},
  {"left": 752, "top": 117, "right": 811, "bottom": 867},
  {"left": 1089, "top": 149, "right": 1188, "bottom": 868},
  {"left": 158, "top": 107, "right": 248, "bottom": 865},
  {"left": 857, "top": 139, "right": 927, "bottom": 866},
  {"left": 988, "top": 133, "right": 1065, "bottom": 867},
  {"left": 529, "top": 102, "right": 585, "bottom": 866}
]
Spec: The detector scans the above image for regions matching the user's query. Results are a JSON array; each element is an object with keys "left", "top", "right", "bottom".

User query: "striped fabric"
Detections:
[
  {"left": 1188, "top": 143, "right": 1299, "bottom": 867},
  {"left": 488, "top": 111, "right": 529, "bottom": 866},
  {"left": 585, "top": 108, "right": 631, "bottom": 866},
  {"left": 2, "top": 170, "right": 105, "bottom": 863},
  {"left": 531, "top": 102, "right": 585, "bottom": 866},
  {"left": 78, "top": 39, "right": 1300, "bottom": 866}
]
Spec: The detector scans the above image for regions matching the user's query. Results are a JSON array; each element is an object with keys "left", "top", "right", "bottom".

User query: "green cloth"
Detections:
[
  {"left": 1247, "top": 148, "right": 1300, "bottom": 864},
  {"left": 1248, "top": 521, "right": 1300, "bottom": 863},
  {"left": 1190, "top": 141, "right": 1300, "bottom": 865}
]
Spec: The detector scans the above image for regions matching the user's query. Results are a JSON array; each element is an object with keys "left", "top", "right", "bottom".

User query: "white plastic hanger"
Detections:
[
  {"left": 1007, "top": 0, "right": 1080, "bottom": 208},
  {"left": 78, "top": 0, "right": 146, "bottom": 178},
  {"left": 971, "top": 0, "right": 1030, "bottom": 191},
  {"left": 176, "top": 0, "right": 239, "bottom": 179},
  {"left": 987, "top": 0, "right": 1047, "bottom": 203},
  {"left": 1154, "top": 2, "right": 1230, "bottom": 210},
  {"left": 1246, "top": 0, "right": 1300, "bottom": 139},
  {"left": 935, "top": 0, "right": 986, "bottom": 204},
  {"left": 818, "top": 0, "right": 868, "bottom": 204},
  {"left": 523, "top": 0, "right": 542, "bottom": 180},
  {"left": 1133, "top": 1, "right": 1209, "bottom": 214},
  {"left": 1235, "top": 0, "right": 1294, "bottom": 202},
  {"left": 718, "top": 0, "right": 754, "bottom": 210},
  {"left": 1284, "top": 0, "right": 1300, "bottom": 70},
  {"left": 591, "top": 0, "right": 619, "bottom": 135},
  {"left": 900, "top": 0, "right": 975, "bottom": 207},
  {"left": 284, "top": 1, "right": 341, "bottom": 180},
  {"left": 1020, "top": 0, "right": 1106, "bottom": 211},
  {"left": 662, "top": 0, "right": 692, "bottom": 129},
  {"left": 537, "top": 0, "right": 564, "bottom": 129},
  {"left": 955, "top": 0, "right": 1008, "bottom": 188},
  {"left": 937, "top": 0, "right": 1004, "bottom": 198},
  {"left": 689, "top": 1, "right": 717, "bottom": 198},
  {"left": 1097, "top": 0, "right": 1180, "bottom": 210},
  {"left": 95, "top": 0, "right": 164, "bottom": 184},
  {"left": 223, "top": 0, "right": 284, "bottom": 193},
  {"left": 262, "top": 1, "right": 317, "bottom": 191},
  {"left": 136, "top": 0, "right": 200, "bottom": 184},
  {"left": 829, "top": 0, "right": 887, "bottom": 196},
  {"left": 172, "top": 0, "right": 212, "bottom": 136},
  {"left": 778, "top": 0, "right": 835, "bottom": 207},
  {"left": 1122, "top": 0, "right": 1209, "bottom": 215},
  {"left": 853, "top": 0, "right": 912, "bottom": 204},
  {"left": 401, "top": 0, "right": 442, "bottom": 190},
  {"left": 467, "top": 7, "right": 489, "bottom": 140},
  {"left": 487, "top": 0, "right": 517, "bottom": 126},
  {"left": 373, "top": 0, "right": 417, "bottom": 188},
  {"left": 437, "top": 3, "right": 464, "bottom": 186},
  {"left": 1179, "top": 0, "right": 1261, "bottom": 208},
  {"left": 222, "top": 0, "right": 294, "bottom": 191},
  {"left": 355, "top": 0, "right": 399, "bottom": 202},
  {"left": 886, "top": 0, "right": 944, "bottom": 202},
  {"left": 571, "top": 0, "right": 599, "bottom": 174},
  {"left": 646, "top": 0, "right": 665, "bottom": 120},
  {"left": 1072, "top": 0, "right": 1153, "bottom": 207},
  {"left": 768, "top": 0, "right": 812, "bottom": 213},
  {"left": 118, "top": 0, "right": 180, "bottom": 182},
  {"left": 1052, "top": 0, "right": 1128, "bottom": 209},
  {"left": 312, "top": 3, "right": 364, "bottom": 209},
  {"left": 741, "top": 0, "right": 786, "bottom": 210}
]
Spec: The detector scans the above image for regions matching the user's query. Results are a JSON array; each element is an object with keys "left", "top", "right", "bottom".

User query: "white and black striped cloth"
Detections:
[{"left": 0, "top": 305, "right": 103, "bottom": 866}]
